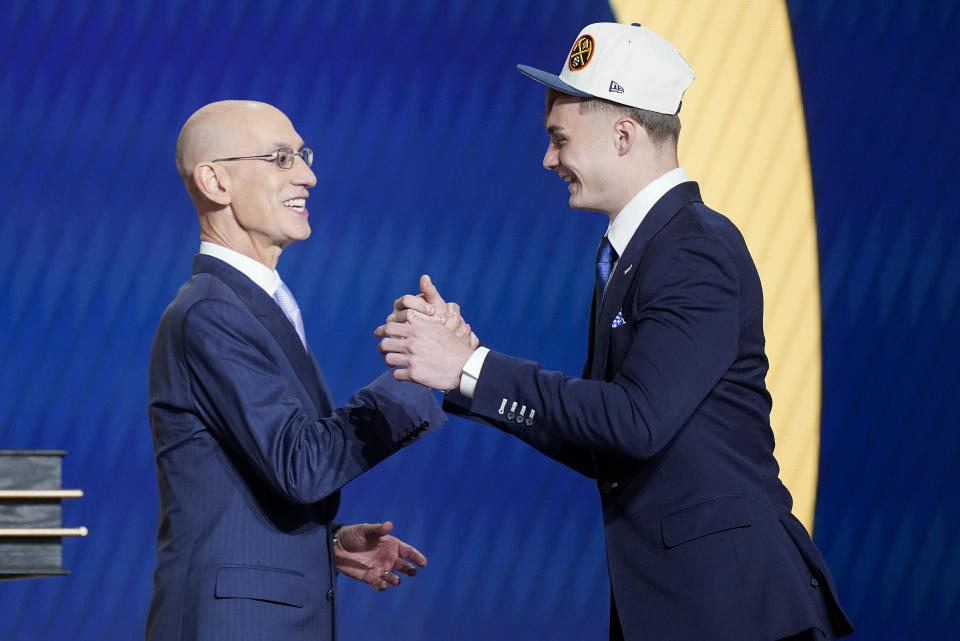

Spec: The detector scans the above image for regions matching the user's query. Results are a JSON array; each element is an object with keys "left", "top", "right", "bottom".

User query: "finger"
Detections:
[
  {"left": 393, "top": 368, "right": 413, "bottom": 382},
  {"left": 444, "top": 302, "right": 460, "bottom": 315},
  {"left": 379, "top": 338, "right": 409, "bottom": 356},
  {"left": 384, "top": 353, "right": 408, "bottom": 368},
  {"left": 394, "top": 559, "right": 418, "bottom": 577},
  {"left": 359, "top": 521, "right": 391, "bottom": 538},
  {"left": 454, "top": 322, "right": 471, "bottom": 340},
  {"left": 380, "top": 322, "right": 413, "bottom": 338},
  {"left": 469, "top": 331, "right": 480, "bottom": 349},
  {"left": 401, "top": 544, "right": 428, "bottom": 567},
  {"left": 380, "top": 569, "right": 401, "bottom": 587},
  {"left": 404, "top": 309, "right": 444, "bottom": 325},
  {"left": 419, "top": 274, "right": 445, "bottom": 306},
  {"left": 385, "top": 308, "right": 411, "bottom": 324},
  {"left": 406, "top": 312, "right": 438, "bottom": 328},
  {"left": 396, "top": 293, "right": 434, "bottom": 316},
  {"left": 441, "top": 312, "right": 464, "bottom": 330}
]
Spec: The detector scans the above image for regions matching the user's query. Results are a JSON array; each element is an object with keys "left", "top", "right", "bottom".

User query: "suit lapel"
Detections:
[
  {"left": 590, "top": 182, "right": 704, "bottom": 379},
  {"left": 582, "top": 285, "right": 600, "bottom": 378},
  {"left": 192, "top": 254, "right": 329, "bottom": 415}
]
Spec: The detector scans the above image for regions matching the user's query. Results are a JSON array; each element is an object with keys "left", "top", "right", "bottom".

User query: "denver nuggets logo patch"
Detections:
[{"left": 568, "top": 35, "right": 595, "bottom": 71}]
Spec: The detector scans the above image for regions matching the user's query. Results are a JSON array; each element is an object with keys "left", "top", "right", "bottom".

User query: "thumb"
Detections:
[
  {"left": 420, "top": 274, "right": 445, "bottom": 307},
  {"left": 362, "top": 521, "right": 393, "bottom": 539}
]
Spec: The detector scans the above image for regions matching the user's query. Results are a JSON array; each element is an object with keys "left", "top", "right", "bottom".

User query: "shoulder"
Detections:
[
  {"left": 629, "top": 203, "right": 751, "bottom": 299},
  {"left": 156, "top": 272, "right": 258, "bottom": 342},
  {"left": 653, "top": 200, "right": 752, "bottom": 266},
  {"left": 165, "top": 272, "right": 248, "bottom": 317}
]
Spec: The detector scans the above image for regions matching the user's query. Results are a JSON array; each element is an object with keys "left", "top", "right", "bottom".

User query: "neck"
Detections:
[
  {"left": 607, "top": 161, "right": 680, "bottom": 221},
  {"left": 198, "top": 210, "right": 282, "bottom": 270}
]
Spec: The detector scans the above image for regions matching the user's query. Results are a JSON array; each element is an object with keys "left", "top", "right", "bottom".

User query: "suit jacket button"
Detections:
[
  {"left": 810, "top": 577, "right": 819, "bottom": 588},
  {"left": 525, "top": 417, "right": 534, "bottom": 426},
  {"left": 326, "top": 588, "right": 335, "bottom": 601},
  {"left": 506, "top": 412, "right": 515, "bottom": 420},
  {"left": 600, "top": 481, "right": 614, "bottom": 494}
]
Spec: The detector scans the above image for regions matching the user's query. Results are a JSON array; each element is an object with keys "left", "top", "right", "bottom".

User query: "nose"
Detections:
[
  {"left": 294, "top": 156, "right": 317, "bottom": 188},
  {"left": 542, "top": 141, "right": 559, "bottom": 171}
]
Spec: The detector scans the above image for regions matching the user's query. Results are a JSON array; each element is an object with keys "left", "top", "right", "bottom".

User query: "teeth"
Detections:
[{"left": 282, "top": 198, "right": 306, "bottom": 210}]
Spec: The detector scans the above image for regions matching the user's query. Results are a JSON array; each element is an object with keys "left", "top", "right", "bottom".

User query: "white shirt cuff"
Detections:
[{"left": 458, "top": 346, "right": 490, "bottom": 398}]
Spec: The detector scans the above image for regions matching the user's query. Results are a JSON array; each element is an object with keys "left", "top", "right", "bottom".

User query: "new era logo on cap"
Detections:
[{"left": 516, "top": 22, "right": 695, "bottom": 115}]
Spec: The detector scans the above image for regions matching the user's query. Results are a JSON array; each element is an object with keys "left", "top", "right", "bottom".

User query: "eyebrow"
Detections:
[{"left": 546, "top": 125, "right": 565, "bottom": 136}]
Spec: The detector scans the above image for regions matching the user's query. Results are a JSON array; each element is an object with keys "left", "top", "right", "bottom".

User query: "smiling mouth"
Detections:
[{"left": 282, "top": 198, "right": 307, "bottom": 213}]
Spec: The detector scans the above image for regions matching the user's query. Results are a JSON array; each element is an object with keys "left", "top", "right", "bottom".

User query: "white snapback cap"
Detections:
[{"left": 517, "top": 22, "right": 695, "bottom": 115}]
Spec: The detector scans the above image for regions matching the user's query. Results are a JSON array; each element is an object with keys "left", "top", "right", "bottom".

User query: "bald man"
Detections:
[{"left": 147, "top": 101, "right": 448, "bottom": 641}]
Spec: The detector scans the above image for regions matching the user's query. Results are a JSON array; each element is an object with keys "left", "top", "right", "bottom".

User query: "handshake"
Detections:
[{"left": 374, "top": 275, "right": 480, "bottom": 392}]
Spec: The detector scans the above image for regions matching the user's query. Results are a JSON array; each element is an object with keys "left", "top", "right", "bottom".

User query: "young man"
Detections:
[{"left": 377, "top": 23, "right": 853, "bottom": 641}]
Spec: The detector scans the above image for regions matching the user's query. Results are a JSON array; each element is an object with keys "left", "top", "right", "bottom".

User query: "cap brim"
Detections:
[{"left": 516, "top": 64, "right": 592, "bottom": 98}]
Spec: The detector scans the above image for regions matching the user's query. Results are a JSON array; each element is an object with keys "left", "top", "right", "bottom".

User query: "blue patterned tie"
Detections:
[
  {"left": 596, "top": 236, "right": 617, "bottom": 293},
  {"left": 273, "top": 281, "right": 307, "bottom": 349}
]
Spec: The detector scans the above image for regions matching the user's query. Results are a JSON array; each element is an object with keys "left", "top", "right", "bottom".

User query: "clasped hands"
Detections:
[{"left": 375, "top": 275, "right": 480, "bottom": 391}]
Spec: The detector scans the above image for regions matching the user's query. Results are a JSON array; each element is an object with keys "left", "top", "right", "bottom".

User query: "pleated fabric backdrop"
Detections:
[{"left": 0, "top": 1, "right": 957, "bottom": 639}]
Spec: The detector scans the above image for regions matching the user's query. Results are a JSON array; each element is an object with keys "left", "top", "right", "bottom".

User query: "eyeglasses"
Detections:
[{"left": 212, "top": 146, "right": 313, "bottom": 170}]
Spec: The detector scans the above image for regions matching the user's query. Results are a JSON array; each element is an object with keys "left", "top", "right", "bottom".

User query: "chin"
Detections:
[
  {"left": 568, "top": 195, "right": 594, "bottom": 211},
  {"left": 287, "top": 223, "right": 311, "bottom": 242}
]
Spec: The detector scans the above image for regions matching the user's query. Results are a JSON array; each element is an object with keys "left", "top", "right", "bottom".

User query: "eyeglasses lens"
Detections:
[{"left": 275, "top": 149, "right": 292, "bottom": 169}]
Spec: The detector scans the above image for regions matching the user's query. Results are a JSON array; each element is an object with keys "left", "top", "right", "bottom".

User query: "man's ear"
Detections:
[
  {"left": 192, "top": 162, "right": 231, "bottom": 206},
  {"left": 614, "top": 117, "right": 644, "bottom": 156}
]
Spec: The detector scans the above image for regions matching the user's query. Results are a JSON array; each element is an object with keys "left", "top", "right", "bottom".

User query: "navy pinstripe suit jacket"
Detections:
[{"left": 147, "top": 254, "right": 444, "bottom": 641}]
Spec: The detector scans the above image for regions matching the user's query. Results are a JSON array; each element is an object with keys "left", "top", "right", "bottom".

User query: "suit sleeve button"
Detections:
[
  {"left": 810, "top": 577, "right": 819, "bottom": 588},
  {"left": 326, "top": 588, "right": 335, "bottom": 601}
]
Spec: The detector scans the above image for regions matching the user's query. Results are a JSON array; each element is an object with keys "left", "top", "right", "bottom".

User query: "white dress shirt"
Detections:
[
  {"left": 605, "top": 167, "right": 688, "bottom": 263},
  {"left": 199, "top": 241, "right": 284, "bottom": 297}
]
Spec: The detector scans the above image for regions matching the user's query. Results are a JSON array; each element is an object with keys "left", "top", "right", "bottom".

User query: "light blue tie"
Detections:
[
  {"left": 596, "top": 236, "right": 617, "bottom": 293},
  {"left": 273, "top": 281, "right": 307, "bottom": 349}
]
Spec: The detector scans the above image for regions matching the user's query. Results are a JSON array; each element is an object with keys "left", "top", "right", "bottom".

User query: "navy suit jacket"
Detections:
[
  {"left": 446, "top": 182, "right": 853, "bottom": 640},
  {"left": 147, "top": 254, "right": 445, "bottom": 641}
]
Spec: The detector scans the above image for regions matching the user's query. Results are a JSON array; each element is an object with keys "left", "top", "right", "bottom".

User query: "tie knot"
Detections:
[
  {"left": 596, "top": 237, "right": 617, "bottom": 292},
  {"left": 274, "top": 281, "right": 297, "bottom": 312},
  {"left": 274, "top": 281, "right": 307, "bottom": 348}
]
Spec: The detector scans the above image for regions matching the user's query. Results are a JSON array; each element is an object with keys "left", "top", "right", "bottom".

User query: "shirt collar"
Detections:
[
  {"left": 605, "top": 167, "right": 689, "bottom": 257},
  {"left": 198, "top": 241, "right": 282, "bottom": 296}
]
